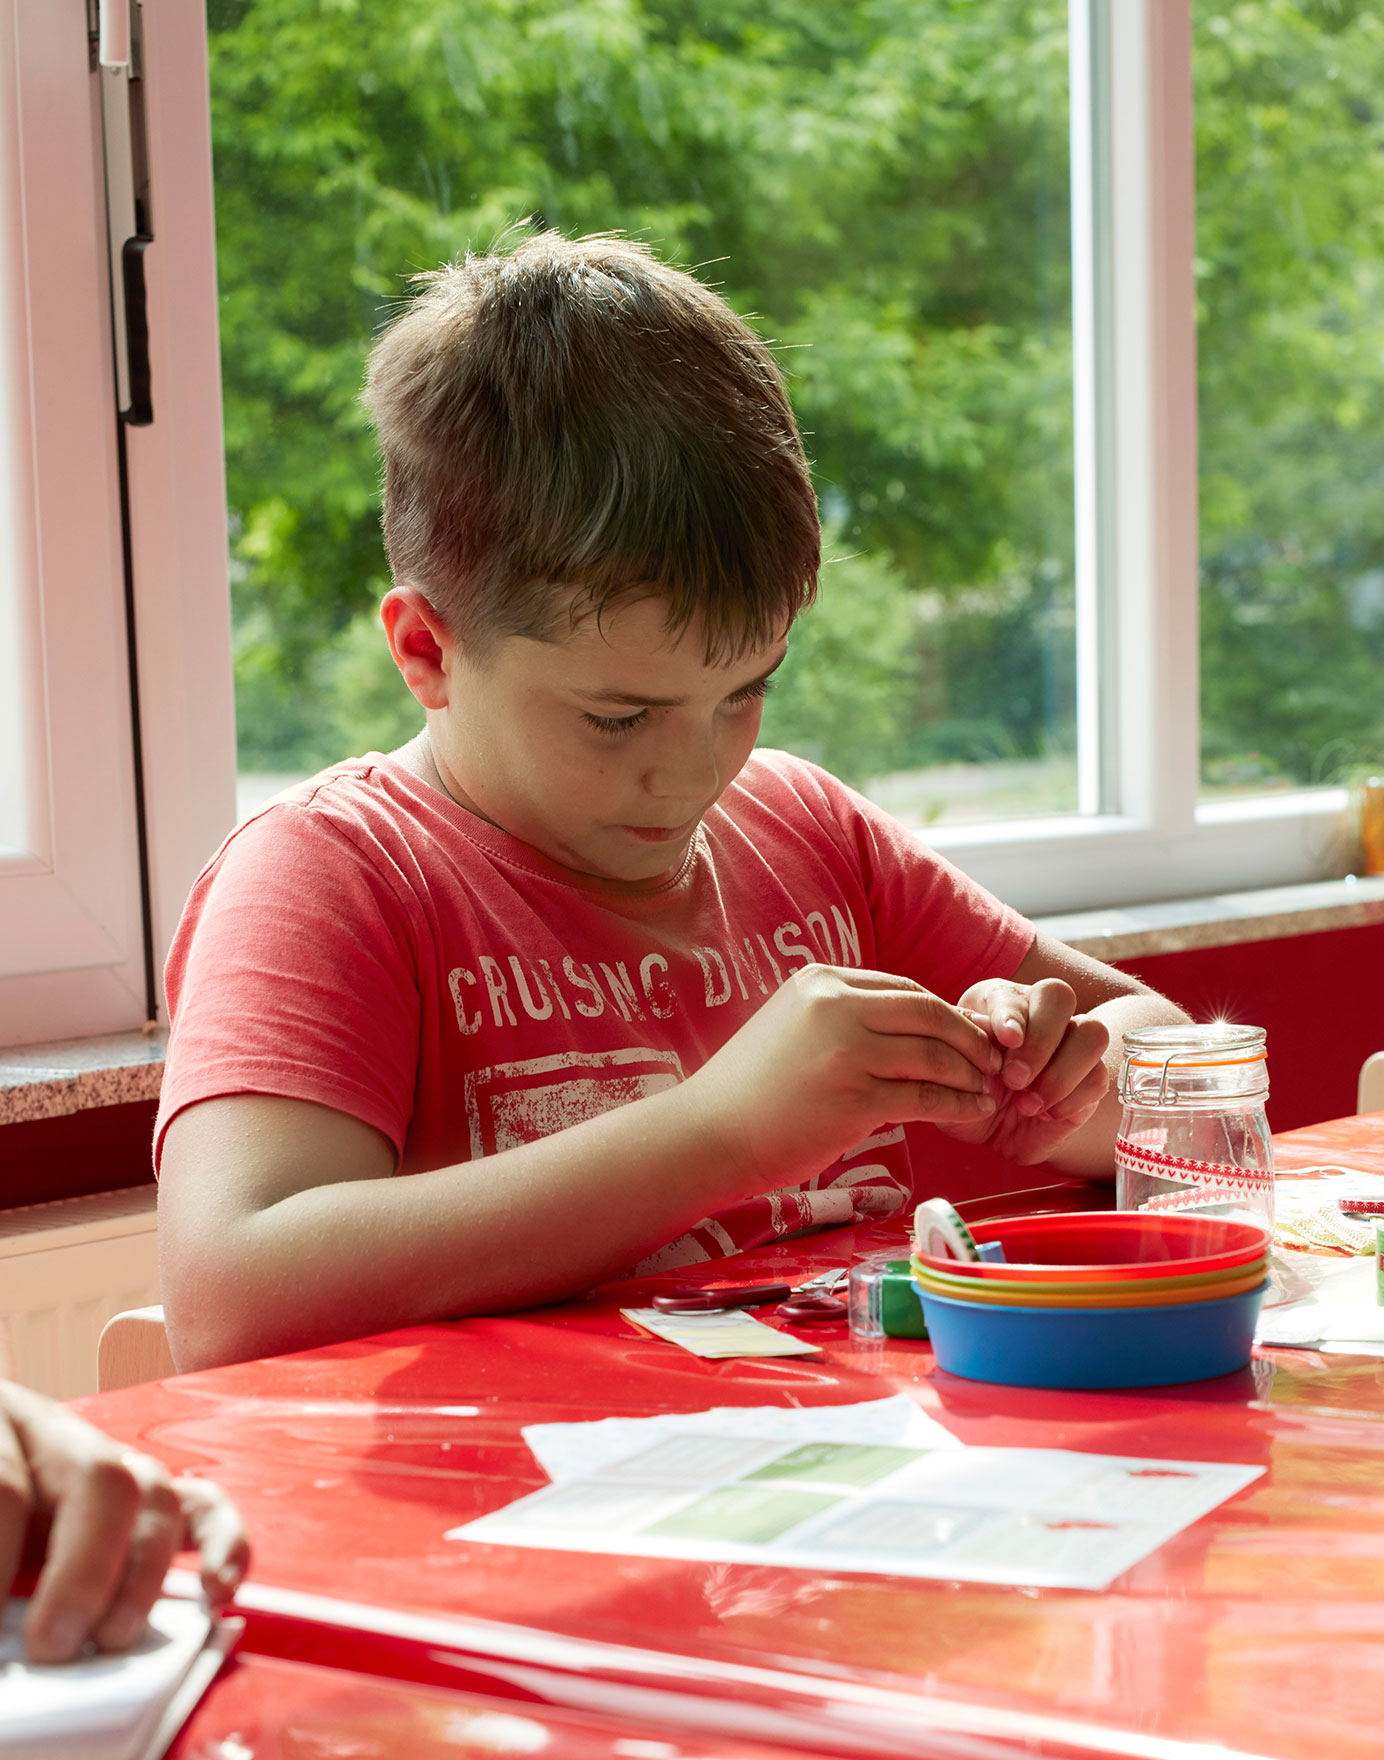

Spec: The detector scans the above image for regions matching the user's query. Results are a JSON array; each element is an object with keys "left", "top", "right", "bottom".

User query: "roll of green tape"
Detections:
[
  {"left": 879, "top": 1260, "right": 929, "bottom": 1337},
  {"left": 914, "top": 1197, "right": 981, "bottom": 1263}
]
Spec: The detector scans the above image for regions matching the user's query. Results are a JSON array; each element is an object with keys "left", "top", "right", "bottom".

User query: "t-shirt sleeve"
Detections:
[
  {"left": 154, "top": 802, "right": 422, "bottom": 1171},
  {"left": 793, "top": 758, "right": 1035, "bottom": 1000}
]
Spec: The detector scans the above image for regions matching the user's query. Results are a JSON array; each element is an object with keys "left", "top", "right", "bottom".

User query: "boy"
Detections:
[{"left": 157, "top": 232, "right": 1186, "bottom": 1370}]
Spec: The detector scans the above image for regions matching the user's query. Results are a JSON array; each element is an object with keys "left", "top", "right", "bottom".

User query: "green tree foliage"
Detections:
[
  {"left": 214, "top": 0, "right": 1382, "bottom": 795},
  {"left": 211, "top": 0, "right": 1076, "bottom": 783},
  {"left": 1195, "top": 0, "right": 1384, "bottom": 785}
]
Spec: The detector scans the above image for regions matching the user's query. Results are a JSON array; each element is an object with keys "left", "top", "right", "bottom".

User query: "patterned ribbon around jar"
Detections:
[{"left": 1115, "top": 1138, "right": 1273, "bottom": 1213}]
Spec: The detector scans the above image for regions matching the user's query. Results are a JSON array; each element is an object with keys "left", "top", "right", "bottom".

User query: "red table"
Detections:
[
  {"left": 170, "top": 1650, "right": 841, "bottom": 1760},
  {"left": 80, "top": 1116, "right": 1384, "bottom": 1760}
]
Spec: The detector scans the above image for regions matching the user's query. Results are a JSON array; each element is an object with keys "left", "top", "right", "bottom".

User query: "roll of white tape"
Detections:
[{"left": 913, "top": 1198, "right": 981, "bottom": 1263}]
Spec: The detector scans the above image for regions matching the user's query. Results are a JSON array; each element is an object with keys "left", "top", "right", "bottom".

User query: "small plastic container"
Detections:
[
  {"left": 848, "top": 1254, "right": 929, "bottom": 1339},
  {"left": 1115, "top": 1024, "right": 1274, "bottom": 1229},
  {"left": 911, "top": 1260, "right": 1267, "bottom": 1309},
  {"left": 910, "top": 1212, "right": 1271, "bottom": 1283},
  {"left": 1362, "top": 777, "right": 1384, "bottom": 876},
  {"left": 914, "top": 1279, "right": 1266, "bottom": 1389}
]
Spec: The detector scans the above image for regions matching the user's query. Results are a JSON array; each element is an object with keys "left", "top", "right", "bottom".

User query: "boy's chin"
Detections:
[{"left": 568, "top": 829, "right": 694, "bottom": 885}]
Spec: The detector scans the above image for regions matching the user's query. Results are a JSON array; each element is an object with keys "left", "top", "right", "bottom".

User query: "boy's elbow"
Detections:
[
  {"left": 160, "top": 1228, "right": 296, "bottom": 1372},
  {"left": 162, "top": 1266, "right": 268, "bottom": 1374}
]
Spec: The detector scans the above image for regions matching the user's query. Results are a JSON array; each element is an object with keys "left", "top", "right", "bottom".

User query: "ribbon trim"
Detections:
[{"left": 1115, "top": 1136, "right": 1273, "bottom": 1195}]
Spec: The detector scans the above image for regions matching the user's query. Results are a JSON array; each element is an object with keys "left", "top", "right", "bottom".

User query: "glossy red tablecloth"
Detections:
[
  {"left": 169, "top": 1650, "right": 840, "bottom": 1760},
  {"left": 80, "top": 1116, "right": 1384, "bottom": 1760}
]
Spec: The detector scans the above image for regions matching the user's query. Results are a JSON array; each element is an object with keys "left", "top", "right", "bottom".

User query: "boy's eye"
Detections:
[
  {"left": 580, "top": 677, "right": 771, "bottom": 738},
  {"left": 726, "top": 677, "right": 774, "bottom": 709},
  {"left": 582, "top": 709, "right": 649, "bottom": 737}
]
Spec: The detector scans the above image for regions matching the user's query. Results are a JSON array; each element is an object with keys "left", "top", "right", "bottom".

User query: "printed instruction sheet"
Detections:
[{"left": 449, "top": 1397, "right": 1263, "bottom": 1591}]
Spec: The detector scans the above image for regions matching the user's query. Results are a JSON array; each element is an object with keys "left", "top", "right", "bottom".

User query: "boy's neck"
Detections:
[{"left": 387, "top": 731, "right": 695, "bottom": 895}]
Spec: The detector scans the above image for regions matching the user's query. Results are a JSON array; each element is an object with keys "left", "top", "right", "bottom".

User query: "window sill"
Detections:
[
  {"left": 0, "top": 1029, "right": 167, "bottom": 1125},
  {"left": 1035, "top": 874, "right": 1384, "bottom": 962}
]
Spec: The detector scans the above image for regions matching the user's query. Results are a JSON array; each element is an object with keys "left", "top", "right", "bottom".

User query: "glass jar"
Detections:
[{"left": 1115, "top": 1024, "right": 1274, "bottom": 1229}]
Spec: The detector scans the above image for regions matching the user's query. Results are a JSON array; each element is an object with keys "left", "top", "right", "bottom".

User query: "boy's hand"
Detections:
[
  {"left": 687, "top": 964, "right": 1001, "bottom": 1190},
  {"left": 942, "top": 975, "right": 1110, "bottom": 1163},
  {"left": 0, "top": 1380, "right": 250, "bottom": 1663}
]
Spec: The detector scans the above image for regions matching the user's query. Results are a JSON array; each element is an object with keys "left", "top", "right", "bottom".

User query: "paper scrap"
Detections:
[
  {"left": 620, "top": 1305, "right": 821, "bottom": 1358},
  {"left": 449, "top": 1402, "right": 1262, "bottom": 1592},
  {"left": 0, "top": 1597, "right": 234, "bottom": 1760},
  {"left": 1257, "top": 1252, "right": 1384, "bottom": 1353}
]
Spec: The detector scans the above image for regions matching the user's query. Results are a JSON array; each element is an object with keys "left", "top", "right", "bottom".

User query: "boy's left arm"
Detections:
[{"left": 941, "top": 931, "right": 1191, "bottom": 1179}]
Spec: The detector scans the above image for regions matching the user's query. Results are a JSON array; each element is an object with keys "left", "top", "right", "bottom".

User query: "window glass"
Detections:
[
  {"left": 211, "top": 0, "right": 1077, "bottom": 827},
  {"left": 1196, "top": 0, "right": 1384, "bottom": 802}
]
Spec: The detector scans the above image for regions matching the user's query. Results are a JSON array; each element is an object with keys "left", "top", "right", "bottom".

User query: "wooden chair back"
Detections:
[{"left": 97, "top": 1305, "right": 176, "bottom": 1392}]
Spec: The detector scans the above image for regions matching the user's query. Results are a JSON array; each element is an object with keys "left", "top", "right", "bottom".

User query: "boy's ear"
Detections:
[{"left": 381, "top": 587, "right": 453, "bottom": 711}]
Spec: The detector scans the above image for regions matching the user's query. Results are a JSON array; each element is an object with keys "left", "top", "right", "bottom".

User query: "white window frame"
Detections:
[
  {"left": 0, "top": 0, "right": 234, "bottom": 1048},
  {"left": 928, "top": 0, "right": 1351, "bottom": 917},
  {"left": 0, "top": 0, "right": 1356, "bottom": 1051}
]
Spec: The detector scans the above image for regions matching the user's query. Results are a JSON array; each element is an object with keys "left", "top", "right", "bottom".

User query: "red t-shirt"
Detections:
[{"left": 157, "top": 750, "right": 1034, "bottom": 1271}]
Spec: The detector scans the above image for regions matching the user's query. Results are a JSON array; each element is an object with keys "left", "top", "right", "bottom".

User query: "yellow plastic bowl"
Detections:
[
  {"left": 910, "top": 1254, "right": 1267, "bottom": 1303},
  {"left": 909, "top": 1260, "right": 1268, "bottom": 1310}
]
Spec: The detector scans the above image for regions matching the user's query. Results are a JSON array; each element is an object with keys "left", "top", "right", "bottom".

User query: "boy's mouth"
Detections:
[{"left": 620, "top": 818, "right": 698, "bottom": 844}]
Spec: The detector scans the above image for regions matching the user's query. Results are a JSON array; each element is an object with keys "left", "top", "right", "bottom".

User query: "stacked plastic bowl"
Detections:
[{"left": 909, "top": 1212, "right": 1271, "bottom": 1389}]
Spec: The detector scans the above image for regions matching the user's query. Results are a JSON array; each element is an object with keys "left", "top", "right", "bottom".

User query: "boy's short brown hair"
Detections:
[{"left": 362, "top": 230, "right": 819, "bottom": 657}]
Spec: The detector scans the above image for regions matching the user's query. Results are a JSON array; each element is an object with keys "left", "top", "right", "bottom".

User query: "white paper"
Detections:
[
  {"left": 522, "top": 1394, "right": 960, "bottom": 1483},
  {"left": 619, "top": 1306, "right": 822, "bottom": 1358},
  {"left": 0, "top": 1597, "right": 225, "bottom": 1760},
  {"left": 1256, "top": 1253, "right": 1384, "bottom": 1351},
  {"left": 1275, "top": 1169, "right": 1384, "bottom": 1212},
  {"left": 449, "top": 1401, "right": 1262, "bottom": 1592}
]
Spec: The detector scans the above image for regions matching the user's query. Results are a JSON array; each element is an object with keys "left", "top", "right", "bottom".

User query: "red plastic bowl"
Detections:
[{"left": 911, "top": 1211, "right": 1272, "bottom": 1283}]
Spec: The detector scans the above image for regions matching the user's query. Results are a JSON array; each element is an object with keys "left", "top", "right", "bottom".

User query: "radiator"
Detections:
[{"left": 0, "top": 1186, "right": 159, "bottom": 1398}]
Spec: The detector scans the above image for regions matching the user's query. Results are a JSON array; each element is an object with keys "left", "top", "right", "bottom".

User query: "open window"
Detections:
[
  {"left": 2, "top": 0, "right": 1370, "bottom": 1058},
  {"left": 0, "top": 0, "right": 235, "bottom": 1047}
]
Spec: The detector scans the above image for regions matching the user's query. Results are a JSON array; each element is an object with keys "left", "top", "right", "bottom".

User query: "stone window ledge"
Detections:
[
  {"left": 1036, "top": 874, "right": 1384, "bottom": 962},
  {"left": 0, "top": 1030, "right": 168, "bottom": 1126}
]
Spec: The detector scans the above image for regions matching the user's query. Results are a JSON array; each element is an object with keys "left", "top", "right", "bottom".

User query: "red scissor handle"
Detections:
[
  {"left": 775, "top": 1294, "right": 846, "bottom": 1324},
  {"left": 651, "top": 1283, "right": 792, "bottom": 1314}
]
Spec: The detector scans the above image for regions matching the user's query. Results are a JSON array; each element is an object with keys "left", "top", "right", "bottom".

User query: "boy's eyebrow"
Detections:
[{"left": 578, "top": 649, "right": 789, "bottom": 709}]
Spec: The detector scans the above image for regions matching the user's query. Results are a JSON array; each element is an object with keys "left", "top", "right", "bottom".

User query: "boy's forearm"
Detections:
[
  {"left": 164, "top": 1081, "right": 751, "bottom": 1371},
  {"left": 1040, "top": 991, "right": 1192, "bottom": 1179}
]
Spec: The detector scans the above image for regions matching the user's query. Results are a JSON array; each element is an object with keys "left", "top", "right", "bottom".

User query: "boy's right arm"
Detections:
[{"left": 158, "top": 966, "right": 1000, "bottom": 1370}]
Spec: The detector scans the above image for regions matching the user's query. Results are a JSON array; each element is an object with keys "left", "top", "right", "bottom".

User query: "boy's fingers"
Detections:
[
  {"left": 92, "top": 1463, "right": 184, "bottom": 1652},
  {"left": 959, "top": 980, "right": 1028, "bottom": 1049},
  {"left": 860, "top": 991, "right": 1000, "bottom": 1075},
  {"left": 0, "top": 1421, "right": 35, "bottom": 1613},
  {"left": 1023, "top": 1018, "right": 1111, "bottom": 1113},
  {"left": 867, "top": 1035, "right": 992, "bottom": 1093},
  {"left": 797, "top": 967, "right": 999, "bottom": 1076},
  {"left": 1002, "top": 979, "right": 1078, "bottom": 1088},
  {"left": 900, "top": 1081, "right": 998, "bottom": 1124},
  {"left": 24, "top": 1453, "right": 141, "bottom": 1663},
  {"left": 1047, "top": 1056, "right": 1111, "bottom": 1124},
  {"left": 176, "top": 1477, "right": 251, "bottom": 1608}
]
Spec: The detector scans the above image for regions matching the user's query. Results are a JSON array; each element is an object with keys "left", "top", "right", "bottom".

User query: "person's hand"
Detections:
[
  {"left": 687, "top": 963, "right": 1002, "bottom": 1190},
  {"left": 938, "top": 975, "right": 1111, "bottom": 1164},
  {"left": 0, "top": 1380, "right": 249, "bottom": 1663}
]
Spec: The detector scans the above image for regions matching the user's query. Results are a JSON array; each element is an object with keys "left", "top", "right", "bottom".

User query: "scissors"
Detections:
[{"left": 651, "top": 1266, "right": 849, "bottom": 1323}]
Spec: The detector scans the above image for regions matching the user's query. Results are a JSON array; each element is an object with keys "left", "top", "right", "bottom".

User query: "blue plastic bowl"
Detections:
[{"left": 912, "top": 1278, "right": 1266, "bottom": 1389}]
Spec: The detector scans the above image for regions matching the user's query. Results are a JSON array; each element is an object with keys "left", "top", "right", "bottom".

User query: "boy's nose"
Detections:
[{"left": 643, "top": 727, "right": 720, "bottom": 803}]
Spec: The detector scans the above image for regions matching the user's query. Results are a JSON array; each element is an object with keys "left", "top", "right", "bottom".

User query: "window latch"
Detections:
[{"left": 95, "top": 0, "right": 153, "bottom": 426}]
